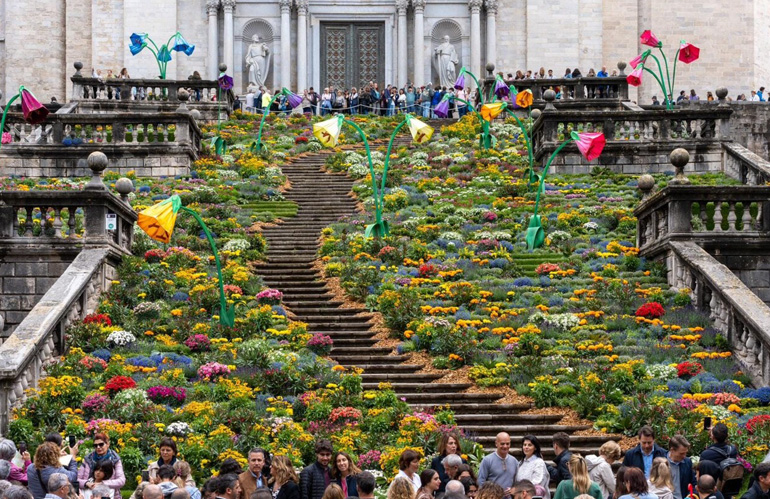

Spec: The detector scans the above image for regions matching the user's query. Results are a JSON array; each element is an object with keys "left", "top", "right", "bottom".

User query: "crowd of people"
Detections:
[{"left": 1, "top": 423, "right": 769, "bottom": 499}]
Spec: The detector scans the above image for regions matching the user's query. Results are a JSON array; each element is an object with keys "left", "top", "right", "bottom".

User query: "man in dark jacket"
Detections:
[
  {"left": 622, "top": 425, "right": 667, "bottom": 478},
  {"left": 701, "top": 423, "right": 739, "bottom": 468},
  {"left": 739, "top": 462, "right": 770, "bottom": 499},
  {"left": 299, "top": 440, "right": 333, "bottom": 499},
  {"left": 548, "top": 432, "right": 572, "bottom": 485},
  {"left": 667, "top": 435, "right": 696, "bottom": 499}
]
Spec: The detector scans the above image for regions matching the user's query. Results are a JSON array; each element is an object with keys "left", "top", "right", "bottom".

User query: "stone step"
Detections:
[
  {"left": 262, "top": 279, "right": 327, "bottom": 287},
  {"left": 306, "top": 323, "right": 374, "bottom": 332},
  {"left": 333, "top": 347, "right": 393, "bottom": 355},
  {"left": 253, "top": 262, "right": 315, "bottom": 270},
  {"left": 321, "top": 330, "right": 377, "bottom": 339},
  {"left": 360, "top": 372, "right": 444, "bottom": 382},
  {"left": 296, "top": 315, "right": 373, "bottom": 323},
  {"left": 283, "top": 300, "right": 346, "bottom": 307},
  {"left": 287, "top": 308, "right": 371, "bottom": 317},
  {"left": 281, "top": 294, "right": 339, "bottom": 302},
  {"left": 453, "top": 413, "right": 565, "bottom": 425},
  {"left": 330, "top": 338, "right": 379, "bottom": 347},
  {"left": 415, "top": 403, "right": 531, "bottom": 414},
  {"left": 400, "top": 392, "right": 504, "bottom": 404},
  {"left": 256, "top": 269, "right": 320, "bottom": 276},
  {"left": 334, "top": 354, "right": 410, "bottom": 365},
  {"left": 362, "top": 382, "right": 472, "bottom": 393},
  {"left": 352, "top": 364, "right": 424, "bottom": 373}
]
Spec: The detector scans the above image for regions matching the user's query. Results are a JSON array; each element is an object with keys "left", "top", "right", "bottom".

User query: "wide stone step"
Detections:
[
  {"left": 333, "top": 347, "right": 393, "bottom": 355},
  {"left": 282, "top": 294, "right": 340, "bottom": 302},
  {"left": 321, "top": 330, "right": 377, "bottom": 338},
  {"left": 262, "top": 279, "right": 327, "bottom": 286},
  {"left": 400, "top": 392, "right": 504, "bottom": 404},
  {"left": 362, "top": 382, "right": 472, "bottom": 393},
  {"left": 420, "top": 403, "right": 531, "bottom": 414},
  {"left": 361, "top": 372, "right": 444, "bottom": 382},
  {"left": 253, "top": 262, "right": 315, "bottom": 270},
  {"left": 353, "top": 363, "right": 424, "bottom": 373},
  {"left": 305, "top": 323, "right": 373, "bottom": 332},
  {"left": 283, "top": 300, "right": 346, "bottom": 307},
  {"left": 256, "top": 269, "right": 320, "bottom": 276},
  {"left": 334, "top": 354, "right": 410, "bottom": 365},
  {"left": 330, "top": 338, "right": 379, "bottom": 347},
  {"left": 287, "top": 308, "right": 371, "bottom": 317},
  {"left": 297, "top": 315, "right": 373, "bottom": 323},
  {"left": 454, "top": 413, "right": 565, "bottom": 425}
]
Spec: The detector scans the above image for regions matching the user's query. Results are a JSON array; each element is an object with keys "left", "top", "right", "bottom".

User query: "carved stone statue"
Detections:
[
  {"left": 434, "top": 35, "right": 459, "bottom": 88},
  {"left": 246, "top": 35, "right": 271, "bottom": 88}
]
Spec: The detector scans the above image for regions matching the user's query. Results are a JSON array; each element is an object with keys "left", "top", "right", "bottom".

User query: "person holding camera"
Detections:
[
  {"left": 77, "top": 433, "right": 125, "bottom": 498},
  {"left": 0, "top": 439, "right": 31, "bottom": 486},
  {"left": 27, "top": 443, "right": 79, "bottom": 499}
]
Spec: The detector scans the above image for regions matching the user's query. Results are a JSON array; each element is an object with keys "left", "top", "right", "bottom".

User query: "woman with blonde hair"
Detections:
[
  {"left": 172, "top": 461, "right": 197, "bottom": 489},
  {"left": 270, "top": 456, "right": 299, "bottom": 499},
  {"left": 331, "top": 451, "right": 361, "bottom": 497},
  {"left": 475, "top": 482, "right": 504, "bottom": 499},
  {"left": 586, "top": 440, "right": 622, "bottom": 499},
  {"left": 387, "top": 477, "right": 415, "bottom": 499},
  {"left": 553, "top": 455, "right": 603, "bottom": 499},
  {"left": 647, "top": 458, "right": 674, "bottom": 499}
]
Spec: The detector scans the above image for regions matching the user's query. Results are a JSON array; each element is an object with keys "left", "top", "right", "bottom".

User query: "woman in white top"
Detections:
[
  {"left": 586, "top": 440, "right": 621, "bottom": 499},
  {"left": 395, "top": 449, "right": 422, "bottom": 491},
  {"left": 647, "top": 458, "right": 674, "bottom": 499},
  {"left": 515, "top": 435, "right": 550, "bottom": 499}
]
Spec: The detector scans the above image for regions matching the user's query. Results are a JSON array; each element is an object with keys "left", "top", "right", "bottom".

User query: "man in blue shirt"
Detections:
[
  {"left": 668, "top": 435, "right": 696, "bottom": 499},
  {"left": 622, "top": 425, "right": 667, "bottom": 478},
  {"left": 597, "top": 66, "right": 608, "bottom": 77}
]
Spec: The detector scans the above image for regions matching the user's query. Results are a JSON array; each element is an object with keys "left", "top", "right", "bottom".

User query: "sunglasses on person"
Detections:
[{"left": 94, "top": 442, "right": 106, "bottom": 448}]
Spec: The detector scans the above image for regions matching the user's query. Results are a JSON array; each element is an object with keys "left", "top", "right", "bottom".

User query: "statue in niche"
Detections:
[
  {"left": 433, "top": 35, "right": 459, "bottom": 88},
  {"left": 246, "top": 34, "right": 271, "bottom": 88}
]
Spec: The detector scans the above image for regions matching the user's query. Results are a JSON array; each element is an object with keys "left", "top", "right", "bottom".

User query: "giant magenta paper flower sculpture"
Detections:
[
  {"left": 678, "top": 42, "right": 700, "bottom": 64},
  {"left": 572, "top": 131, "right": 606, "bottom": 161},
  {"left": 434, "top": 96, "right": 451, "bottom": 118},
  {"left": 20, "top": 88, "right": 50, "bottom": 124},
  {"left": 286, "top": 90, "right": 303, "bottom": 109},
  {"left": 640, "top": 30, "right": 661, "bottom": 47},
  {"left": 626, "top": 67, "right": 644, "bottom": 87},
  {"left": 630, "top": 50, "right": 651, "bottom": 69},
  {"left": 313, "top": 115, "right": 344, "bottom": 147},
  {"left": 406, "top": 115, "right": 434, "bottom": 144}
]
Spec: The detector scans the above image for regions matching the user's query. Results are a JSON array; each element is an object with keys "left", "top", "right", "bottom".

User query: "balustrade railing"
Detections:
[
  {"left": 669, "top": 241, "right": 770, "bottom": 386},
  {"left": 0, "top": 189, "right": 137, "bottom": 254},
  {"left": 722, "top": 142, "right": 770, "bottom": 185},
  {"left": 634, "top": 185, "right": 770, "bottom": 255},
  {"left": 70, "top": 76, "right": 231, "bottom": 106},
  {"left": 509, "top": 76, "right": 628, "bottom": 102},
  {"left": 0, "top": 248, "right": 111, "bottom": 434},
  {"left": 0, "top": 111, "right": 201, "bottom": 152}
]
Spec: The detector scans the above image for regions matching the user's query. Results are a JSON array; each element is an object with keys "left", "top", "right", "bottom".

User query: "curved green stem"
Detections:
[
  {"left": 0, "top": 91, "right": 21, "bottom": 150},
  {"left": 179, "top": 206, "right": 234, "bottom": 327},
  {"left": 380, "top": 118, "right": 408, "bottom": 207},
  {"left": 658, "top": 48, "right": 672, "bottom": 103},
  {"left": 642, "top": 66, "right": 667, "bottom": 103},
  {"left": 646, "top": 54, "right": 668, "bottom": 102},
  {"left": 532, "top": 139, "right": 574, "bottom": 216},
  {"left": 670, "top": 49, "right": 681, "bottom": 110},
  {"left": 165, "top": 32, "right": 179, "bottom": 49},
  {"left": 255, "top": 93, "right": 281, "bottom": 151},
  {"left": 343, "top": 119, "right": 380, "bottom": 219},
  {"left": 464, "top": 70, "right": 483, "bottom": 104}
]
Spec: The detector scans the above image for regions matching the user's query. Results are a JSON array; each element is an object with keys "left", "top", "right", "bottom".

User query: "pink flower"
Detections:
[
  {"left": 630, "top": 50, "right": 650, "bottom": 69},
  {"left": 627, "top": 67, "right": 643, "bottom": 87},
  {"left": 678, "top": 42, "right": 700, "bottom": 64},
  {"left": 1, "top": 132, "right": 11, "bottom": 144},
  {"left": 640, "top": 30, "right": 661, "bottom": 47},
  {"left": 20, "top": 88, "right": 49, "bottom": 124},
  {"left": 573, "top": 132, "right": 606, "bottom": 161}
]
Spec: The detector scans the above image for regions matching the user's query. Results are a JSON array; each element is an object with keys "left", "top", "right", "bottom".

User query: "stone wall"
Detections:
[
  {"left": 726, "top": 103, "right": 770, "bottom": 160},
  {"left": 712, "top": 251, "right": 770, "bottom": 307},
  {"left": 0, "top": 249, "right": 81, "bottom": 337}
]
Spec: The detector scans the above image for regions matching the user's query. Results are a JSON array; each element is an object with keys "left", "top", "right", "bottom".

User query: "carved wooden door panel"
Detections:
[{"left": 321, "top": 23, "right": 384, "bottom": 90}]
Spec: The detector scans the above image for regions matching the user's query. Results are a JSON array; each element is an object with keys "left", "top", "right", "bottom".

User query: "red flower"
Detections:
[
  {"left": 20, "top": 88, "right": 50, "bottom": 124},
  {"left": 676, "top": 361, "right": 703, "bottom": 378},
  {"left": 635, "top": 302, "right": 666, "bottom": 318},
  {"left": 627, "top": 67, "right": 644, "bottom": 87},
  {"left": 572, "top": 132, "right": 606, "bottom": 161},
  {"left": 640, "top": 30, "right": 661, "bottom": 48},
  {"left": 746, "top": 415, "right": 770, "bottom": 434},
  {"left": 418, "top": 264, "right": 438, "bottom": 277},
  {"left": 678, "top": 42, "right": 700, "bottom": 64},
  {"left": 104, "top": 375, "right": 137, "bottom": 395},
  {"left": 83, "top": 313, "right": 112, "bottom": 326},
  {"left": 630, "top": 50, "right": 651, "bottom": 69}
]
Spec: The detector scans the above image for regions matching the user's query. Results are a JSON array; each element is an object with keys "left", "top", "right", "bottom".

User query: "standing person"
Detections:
[
  {"left": 666, "top": 436, "right": 695, "bottom": 499},
  {"left": 299, "top": 440, "right": 333, "bottom": 499},
  {"left": 421, "top": 85, "right": 433, "bottom": 118},
  {"left": 395, "top": 450, "right": 422, "bottom": 491},
  {"left": 647, "top": 458, "right": 674, "bottom": 499},
  {"left": 456, "top": 87, "right": 467, "bottom": 118},
  {"left": 700, "top": 422, "right": 741, "bottom": 492},
  {"left": 564, "top": 68, "right": 572, "bottom": 79},
  {"left": 597, "top": 67, "right": 608, "bottom": 77},
  {"left": 360, "top": 86, "right": 372, "bottom": 113},
  {"left": 216, "top": 475, "right": 241, "bottom": 499},
  {"left": 350, "top": 88, "right": 359, "bottom": 114},
  {"left": 689, "top": 89, "right": 700, "bottom": 101},
  {"left": 406, "top": 86, "right": 416, "bottom": 113},
  {"left": 371, "top": 83, "right": 381, "bottom": 115},
  {"left": 147, "top": 439, "right": 180, "bottom": 484},
  {"left": 0, "top": 440, "right": 30, "bottom": 485},
  {"left": 622, "top": 426, "right": 667, "bottom": 479},
  {"left": 586, "top": 441, "right": 621, "bottom": 499},
  {"left": 416, "top": 470, "right": 442, "bottom": 499},
  {"left": 331, "top": 451, "right": 360, "bottom": 497},
  {"left": 320, "top": 88, "right": 333, "bottom": 116},
  {"left": 44, "top": 473, "right": 72, "bottom": 499},
  {"left": 477, "top": 432, "right": 517, "bottom": 494},
  {"left": 26, "top": 443, "right": 79, "bottom": 499},
  {"left": 549, "top": 433, "right": 573, "bottom": 486},
  {"left": 431, "top": 431, "right": 465, "bottom": 492},
  {"left": 238, "top": 448, "right": 270, "bottom": 499},
  {"left": 387, "top": 478, "right": 414, "bottom": 499},
  {"left": 307, "top": 87, "right": 319, "bottom": 114},
  {"left": 431, "top": 85, "right": 443, "bottom": 118},
  {"left": 739, "top": 463, "right": 770, "bottom": 499},
  {"left": 516, "top": 435, "right": 550, "bottom": 499},
  {"left": 552, "top": 455, "right": 602, "bottom": 499},
  {"left": 616, "top": 468, "right": 657, "bottom": 499},
  {"left": 270, "top": 455, "right": 299, "bottom": 499},
  {"left": 357, "top": 472, "right": 376, "bottom": 499},
  {"left": 77, "top": 433, "right": 126, "bottom": 498},
  {"left": 397, "top": 88, "right": 406, "bottom": 113}
]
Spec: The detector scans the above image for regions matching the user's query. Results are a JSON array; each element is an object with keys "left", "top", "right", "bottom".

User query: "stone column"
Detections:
[
  {"left": 297, "top": 0, "right": 309, "bottom": 91},
  {"left": 396, "top": 0, "right": 408, "bottom": 87},
  {"left": 222, "top": 0, "right": 236, "bottom": 78},
  {"left": 280, "top": 0, "right": 293, "bottom": 89},
  {"left": 485, "top": 0, "right": 497, "bottom": 69},
  {"left": 413, "top": 0, "right": 426, "bottom": 87},
  {"left": 207, "top": 0, "right": 220, "bottom": 79},
  {"left": 469, "top": 0, "right": 482, "bottom": 87}
]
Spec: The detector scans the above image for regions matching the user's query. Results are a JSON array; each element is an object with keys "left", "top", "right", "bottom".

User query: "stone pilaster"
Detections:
[
  {"left": 296, "top": 0, "right": 309, "bottom": 91},
  {"left": 469, "top": 0, "right": 482, "bottom": 85},
  {"left": 396, "top": 0, "right": 409, "bottom": 87},
  {"left": 207, "top": 0, "right": 220, "bottom": 79},
  {"left": 280, "top": 0, "right": 292, "bottom": 89},
  {"left": 413, "top": 0, "right": 426, "bottom": 87},
  {"left": 222, "top": 0, "right": 236, "bottom": 78},
  {"left": 485, "top": 0, "right": 497, "bottom": 69}
]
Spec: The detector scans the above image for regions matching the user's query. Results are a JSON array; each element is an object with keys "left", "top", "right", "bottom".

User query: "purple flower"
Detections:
[
  {"left": 434, "top": 97, "right": 450, "bottom": 118},
  {"left": 218, "top": 74, "right": 234, "bottom": 90},
  {"left": 286, "top": 91, "right": 303, "bottom": 109},
  {"left": 454, "top": 72, "right": 466, "bottom": 91},
  {"left": 494, "top": 77, "right": 509, "bottom": 99}
]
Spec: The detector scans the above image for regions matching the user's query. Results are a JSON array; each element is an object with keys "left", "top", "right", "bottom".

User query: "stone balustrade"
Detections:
[
  {"left": 71, "top": 75, "right": 229, "bottom": 105},
  {"left": 722, "top": 142, "right": 770, "bottom": 185},
  {"left": 634, "top": 185, "right": 770, "bottom": 258},
  {"left": 669, "top": 241, "right": 770, "bottom": 386},
  {"left": 530, "top": 107, "right": 733, "bottom": 174},
  {"left": 0, "top": 248, "right": 112, "bottom": 434},
  {"left": 0, "top": 111, "right": 201, "bottom": 177},
  {"left": 508, "top": 76, "right": 629, "bottom": 102}
]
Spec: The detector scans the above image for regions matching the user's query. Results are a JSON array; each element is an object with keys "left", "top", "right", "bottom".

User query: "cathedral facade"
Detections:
[{"left": 0, "top": 0, "right": 767, "bottom": 104}]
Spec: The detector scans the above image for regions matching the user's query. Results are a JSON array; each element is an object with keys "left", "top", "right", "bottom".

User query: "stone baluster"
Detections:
[
  {"left": 727, "top": 202, "right": 737, "bottom": 231},
  {"left": 713, "top": 202, "right": 724, "bottom": 232},
  {"left": 413, "top": 0, "right": 426, "bottom": 88}
]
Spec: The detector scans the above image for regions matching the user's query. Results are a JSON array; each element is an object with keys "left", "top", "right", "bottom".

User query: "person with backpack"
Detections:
[
  {"left": 667, "top": 436, "right": 696, "bottom": 499},
  {"left": 307, "top": 87, "right": 319, "bottom": 114},
  {"left": 700, "top": 424, "right": 743, "bottom": 498}
]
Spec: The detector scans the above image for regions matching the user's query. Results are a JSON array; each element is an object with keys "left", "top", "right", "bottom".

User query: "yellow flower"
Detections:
[
  {"left": 137, "top": 195, "right": 182, "bottom": 243},
  {"left": 407, "top": 116, "right": 434, "bottom": 143},
  {"left": 313, "top": 115, "right": 343, "bottom": 147}
]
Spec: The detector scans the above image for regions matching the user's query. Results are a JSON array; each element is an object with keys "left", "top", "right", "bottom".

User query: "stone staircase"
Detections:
[{"left": 254, "top": 144, "right": 617, "bottom": 461}]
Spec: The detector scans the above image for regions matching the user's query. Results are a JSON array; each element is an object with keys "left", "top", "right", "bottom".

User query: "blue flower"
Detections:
[
  {"left": 129, "top": 33, "right": 147, "bottom": 55},
  {"left": 513, "top": 277, "right": 533, "bottom": 287},
  {"left": 172, "top": 292, "right": 190, "bottom": 302},
  {"left": 171, "top": 32, "right": 195, "bottom": 56},
  {"left": 138, "top": 186, "right": 151, "bottom": 193},
  {"left": 92, "top": 349, "right": 112, "bottom": 361},
  {"left": 157, "top": 45, "right": 172, "bottom": 63}
]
